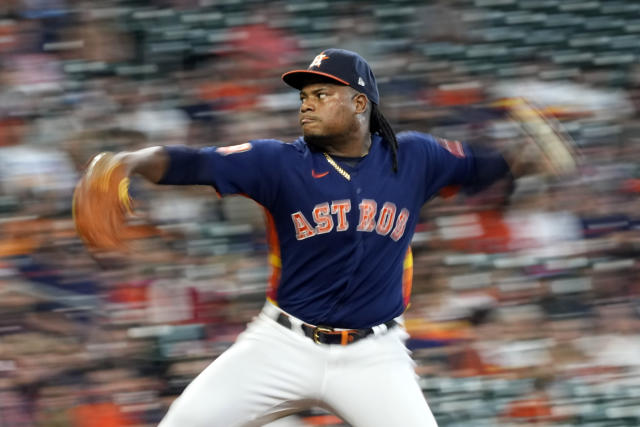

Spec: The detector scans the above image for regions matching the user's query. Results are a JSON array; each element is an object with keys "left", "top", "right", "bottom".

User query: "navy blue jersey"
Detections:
[{"left": 159, "top": 132, "right": 509, "bottom": 328}]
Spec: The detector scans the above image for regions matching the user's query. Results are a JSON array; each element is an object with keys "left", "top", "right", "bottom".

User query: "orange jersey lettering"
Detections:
[
  {"left": 331, "top": 200, "right": 351, "bottom": 231},
  {"left": 390, "top": 208, "right": 410, "bottom": 241},
  {"left": 290, "top": 200, "right": 409, "bottom": 242},
  {"left": 291, "top": 211, "right": 316, "bottom": 240},
  {"left": 357, "top": 199, "right": 377, "bottom": 232},
  {"left": 312, "top": 203, "right": 333, "bottom": 234},
  {"left": 375, "top": 202, "right": 396, "bottom": 236}
]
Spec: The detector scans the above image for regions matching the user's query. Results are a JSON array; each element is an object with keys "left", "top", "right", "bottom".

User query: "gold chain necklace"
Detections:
[{"left": 323, "top": 152, "right": 351, "bottom": 181}]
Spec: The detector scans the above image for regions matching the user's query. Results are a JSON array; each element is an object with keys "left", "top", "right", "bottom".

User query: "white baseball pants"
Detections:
[{"left": 158, "top": 304, "right": 438, "bottom": 427}]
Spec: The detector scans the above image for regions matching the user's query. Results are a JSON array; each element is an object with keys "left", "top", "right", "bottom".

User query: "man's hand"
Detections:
[{"left": 497, "top": 98, "right": 579, "bottom": 178}]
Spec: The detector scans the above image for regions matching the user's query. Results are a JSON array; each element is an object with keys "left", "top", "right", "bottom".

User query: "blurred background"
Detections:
[{"left": 0, "top": 0, "right": 639, "bottom": 426}]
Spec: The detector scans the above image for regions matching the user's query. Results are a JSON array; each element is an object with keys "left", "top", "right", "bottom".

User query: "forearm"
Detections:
[
  {"left": 461, "top": 145, "right": 511, "bottom": 194},
  {"left": 114, "top": 146, "right": 169, "bottom": 183}
]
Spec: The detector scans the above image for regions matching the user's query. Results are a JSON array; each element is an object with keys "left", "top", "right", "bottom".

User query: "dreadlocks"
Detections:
[{"left": 370, "top": 103, "right": 399, "bottom": 173}]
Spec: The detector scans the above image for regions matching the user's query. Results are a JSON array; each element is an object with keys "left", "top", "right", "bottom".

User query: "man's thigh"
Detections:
[
  {"left": 322, "top": 329, "right": 438, "bottom": 427},
  {"left": 159, "top": 316, "right": 322, "bottom": 427}
]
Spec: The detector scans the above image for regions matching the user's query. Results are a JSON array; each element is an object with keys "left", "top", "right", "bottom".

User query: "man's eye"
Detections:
[{"left": 318, "top": 93, "right": 326, "bottom": 99}]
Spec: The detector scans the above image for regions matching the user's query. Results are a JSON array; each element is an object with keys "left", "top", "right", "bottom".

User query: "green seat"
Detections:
[
  {"left": 544, "top": 13, "right": 585, "bottom": 29},
  {"left": 473, "top": 26, "right": 526, "bottom": 42},
  {"left": 582, "top": 16, "right": 626, "bottom": 31},
  {"left": 625, "top": 20, "right": 640, "bottom": 33},
  {"left": 550, "top": 50, "right": 594, "bottom": 65},
  {"left": 524, "top": 29, "right": 568, "bottom": 46},
  {"left": 418, "top": 42, "right": 466, "bottom": 59},
  {"left": 558, "top": 1, "right": 601, "bottom": 15},
  {"left": 474, "top": 0, "right": 519, "bottom": 11},
  {"left": 600, "top": 2, "right": 640, "bottom": 16},
  {"left": 607, "top": 34, "right": 640, "bottom": 51},
  {"left": 517, "top": 0, "right": 560, "bottom": 12},
  {"left": 502, "top": 11, "right": 547, "bottom": 25}
]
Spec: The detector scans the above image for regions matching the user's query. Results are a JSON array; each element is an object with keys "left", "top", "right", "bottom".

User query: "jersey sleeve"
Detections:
[
  {"left": 157, "top": 139, "right": 283, "bottom": 208},
  {"left": 400, "top": 132, "right": 510, "bottom": 202}
]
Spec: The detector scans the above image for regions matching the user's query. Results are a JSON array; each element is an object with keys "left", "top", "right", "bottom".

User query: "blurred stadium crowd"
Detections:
[{"left": 1, "top": 0, "right": 639, "bottom": 426}]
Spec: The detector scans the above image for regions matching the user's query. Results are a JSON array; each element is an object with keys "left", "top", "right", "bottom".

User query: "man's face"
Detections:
[{"left": 298, "top": 82, "right": 360, "bottom": 145}]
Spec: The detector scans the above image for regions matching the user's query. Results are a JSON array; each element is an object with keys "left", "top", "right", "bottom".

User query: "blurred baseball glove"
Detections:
[
  {"left": 73, "top": 152, "right": 132, "bottom": 251},
  {"left": 494, "top": 97, "right": 580, "bottom": 177}
]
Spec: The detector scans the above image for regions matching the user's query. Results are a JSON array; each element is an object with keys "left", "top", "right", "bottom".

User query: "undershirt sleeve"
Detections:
[{"left": 157, "top": 139, "right": 283, "bottom": 208}]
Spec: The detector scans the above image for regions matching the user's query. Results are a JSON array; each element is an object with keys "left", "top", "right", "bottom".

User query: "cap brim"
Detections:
[{"left": 282, "top": 70, "right": 350, "bottom": 90}]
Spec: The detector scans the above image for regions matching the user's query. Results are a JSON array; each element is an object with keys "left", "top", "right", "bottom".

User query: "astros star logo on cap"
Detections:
[{"left": 309, "top": 53, "right": 328, "bottom": 68}]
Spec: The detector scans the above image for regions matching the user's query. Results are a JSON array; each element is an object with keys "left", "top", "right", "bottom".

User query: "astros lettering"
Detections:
[{"left": 291, "top": 199, "right": 409, "bottom": 241}]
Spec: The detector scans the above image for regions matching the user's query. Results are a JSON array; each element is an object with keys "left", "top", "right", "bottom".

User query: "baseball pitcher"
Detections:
[{"left": 73, "top": 49, "right": 574, "bottom": 426}]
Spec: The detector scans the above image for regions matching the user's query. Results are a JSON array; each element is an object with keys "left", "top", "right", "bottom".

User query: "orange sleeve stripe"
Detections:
[
  {"left": 402, "top": 247, "right": 413, "bottom": 307},
  {"left": 229, "top": 196, "right": 281, "bottom": 301},
  {"left": 439, "top": 185, "right": 461, "bottom": 198},
  {"left": 263, "top": 208, "right": 282, "bottom": 301}
]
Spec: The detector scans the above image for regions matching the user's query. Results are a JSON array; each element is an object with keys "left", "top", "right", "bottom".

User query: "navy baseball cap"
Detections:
[{"left": 282, "top": 48, "right": 380, "bottom": 104}]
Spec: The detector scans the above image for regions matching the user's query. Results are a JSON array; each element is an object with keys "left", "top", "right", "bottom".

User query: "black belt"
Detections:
[{"left": 275, "top": 312, "right": 398, "bottom": 345}]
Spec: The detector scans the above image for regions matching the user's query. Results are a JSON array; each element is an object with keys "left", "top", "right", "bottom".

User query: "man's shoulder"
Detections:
[
  {"left": 396, "top": 131, "right": 437, "bottom": 155},
  {"left": 247, "top": 138, "right": 287, "bottom": 147},
  {"left": 396, "top": 131, "right": 436, "bottom": 145},
  {"left": 245, "top": 137, "right": 305, "bottom": 155},
  {"left": 397, "top": 131, "right": 468, "bottom": 160}
]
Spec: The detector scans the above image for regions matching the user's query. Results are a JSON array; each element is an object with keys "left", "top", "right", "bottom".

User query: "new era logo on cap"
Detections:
[{"left": 282, "top": 48, "right": 380, "bottom": 104}]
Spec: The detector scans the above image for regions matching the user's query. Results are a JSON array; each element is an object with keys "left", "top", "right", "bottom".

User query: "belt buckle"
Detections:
[{"left": 312, "top": 325, "right": 333, "bottom": 344}]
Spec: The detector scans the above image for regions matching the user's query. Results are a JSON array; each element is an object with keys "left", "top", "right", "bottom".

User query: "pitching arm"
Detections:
[{"left": 114, "top": 146, "right": 170, "bottom": 184}]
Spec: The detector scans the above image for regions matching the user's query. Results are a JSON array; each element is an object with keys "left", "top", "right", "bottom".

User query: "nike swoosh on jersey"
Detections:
[{"left": 311, "top": 170, "right": 329, "bottom": 179}]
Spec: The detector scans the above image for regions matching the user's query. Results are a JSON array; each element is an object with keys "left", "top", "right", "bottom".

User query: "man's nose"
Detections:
[{"left": 300, "top": 99, "right": 314, "bottom": 112}]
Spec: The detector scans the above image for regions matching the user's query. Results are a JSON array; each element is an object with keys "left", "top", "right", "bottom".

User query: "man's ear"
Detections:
[{"left": 353, "top": 93, "right": 368, "bottom": 114}]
